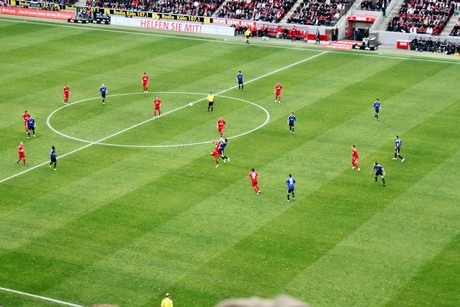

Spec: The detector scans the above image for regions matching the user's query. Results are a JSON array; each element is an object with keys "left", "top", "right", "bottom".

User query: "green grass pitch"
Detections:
[{"left": 0, "top": 16, "right": 459, "bottom": 307}]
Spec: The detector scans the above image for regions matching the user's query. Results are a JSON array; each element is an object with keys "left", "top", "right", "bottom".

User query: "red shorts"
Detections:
[
  {"left": 276, "top": 91, "right": 281, "bottom": 96},
  {"left": 154, "top": 105, "right": 161, "bottom": 110},
  {"left": 218, "top": 128, "right": 224, "bottom": 133},
  {"left": 251, "top": 180, "right": 258, "bottom": 187},
  {"left": 143, "top": 81, "right": 148, "bottom": 86},
  {"left": 211, "top": 151, "right": 219, "bottom": 158},
  {"left": 18, "top": 153, "right": 25, "bottom": 159}
]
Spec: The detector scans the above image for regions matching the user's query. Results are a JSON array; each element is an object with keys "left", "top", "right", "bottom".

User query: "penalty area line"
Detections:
[{"left": 0, "top": 287, "right": 84, "bottom": 307}]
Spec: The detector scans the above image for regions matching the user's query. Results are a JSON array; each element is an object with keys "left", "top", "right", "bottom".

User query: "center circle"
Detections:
[{"left": 47, "top": 91, "right": 270, "bottom": 148}]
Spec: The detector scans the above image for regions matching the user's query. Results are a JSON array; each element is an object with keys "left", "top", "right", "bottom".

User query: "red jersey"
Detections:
[
  {"left": 22, "top": 112, "right": 30, "bottom": 125},
  {"left": 217, "top": 118, "right": 226, "bottom": 130},
  {"left": 275, "top": 83, "right": 283, "bottom": 94},
  {"left": 63, "top": 85, "right": 70, "bottom": 97},
  {"left": 211, "top": 141, "right": 220, "bottom": 158},
  {"left": 352, "top": 148, "right": 359, "bottom": 159},
  {"left": 18, "top": 144, "right": 25, "bottom": 157},
  {"left": 142, "top": 74, "right": 149, "bottom": 85},
  {"left": 154, "top": 98, "right": 161, "bottom": 110},
  {"left": 248, "top": 171, "right": 259, "bottom": 182}
]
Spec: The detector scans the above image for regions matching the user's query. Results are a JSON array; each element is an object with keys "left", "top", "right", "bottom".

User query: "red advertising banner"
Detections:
[
  {"left": 347, "top": 14, "right": 378, "bottom": 22},
  {"left": 0, "top": 6, "right": 75, "bottom": 20}
]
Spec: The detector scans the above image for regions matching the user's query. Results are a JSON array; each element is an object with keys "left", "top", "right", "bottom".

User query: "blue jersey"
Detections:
[
  {"left": 286, "top": 177, "right": 296, "bottom": 189},
  {"left": 288, "top": 114, "right": 296, "bottom": 125},
  {"left": 373, "top": 164, "right": 384, "bottom": 174},
  {"left": 219, "top": 141, "right": 227, "bottom": 150},
  {"left": 373, "top": 100, "right": 380, "bottom": 110},
  {"left": 27, "top": 118, "right": 35, "bottom": 127},
  {"left": 395, "top": 138, "right": 402, "bottom": 150},
  {"left": 50, "top": 148, "right": 57, "bottom": 159},
  {"left": 99, "top": 86, "right": 107, "bottom": 95},
  {"left": 236, "top": 72, "right": 243, "bottom": 83}
]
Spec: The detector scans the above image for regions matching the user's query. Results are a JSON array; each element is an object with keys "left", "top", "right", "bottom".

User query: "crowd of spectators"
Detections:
[
  {"left": 286, "top": 0, "right": 352, "bottom": 26},
  {"left": 86, "top": 0, "right": 224, "bottom": 16},
  {"left": 151, "top": 0, "right": 224, "bottom": 15},
  {"left": 215, "top": 0, "right": 296, "bottom": 23},
  {"left": 386, "top": 0, "right": 457, "bottom": 35},
  {"left": 19, "top": 0, "right": 79, "bottom": 9},
  {"left": 86, "top": 0, "right": 150, "bottom": 11}
]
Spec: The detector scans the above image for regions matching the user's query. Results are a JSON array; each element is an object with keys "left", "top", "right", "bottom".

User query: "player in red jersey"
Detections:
[
  {"left": 63, "top": 84, "right": 70, "bottom": 105},
  {"left": 142, "top": 72, "right": 149, "bottom": 93},
  {"left": 351, "top": 145, "right": 360, "bottom": 171},
  {"left": 22, "top": 111, "right": 30, "bottom": 133},
  {"left": 153, "top": 96, "right": 162, "bottom": 117},
  {"left": 17, "top": 142, "right": 26, "bottom": 166},
  {"left": 217, "top": 116, "right": 226, "bottom": 137},
  {"left": 210, "top": 138, "right": 221, "bottom": 168},
  {"left": 248, "top": 168, "right": 261, "bottom": 195},
  {"left": 274, "top": 82, "right": 283, "bottom": 103}
]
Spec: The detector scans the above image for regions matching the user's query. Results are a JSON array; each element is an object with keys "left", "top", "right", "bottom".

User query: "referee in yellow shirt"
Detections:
[
  {"left": 244, "top": 28, "right": 251, "bottom": 44},
  {"left": 161, "top": 293, "right": 173, "bottom": 307},
  {"left": 207, "top": 91, "right": 215, "bottom": 112}
]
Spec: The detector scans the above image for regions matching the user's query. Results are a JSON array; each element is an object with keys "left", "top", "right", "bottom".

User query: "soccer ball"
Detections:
[{"left": 189, "top": 103, "right": 193, "bottom": 107}]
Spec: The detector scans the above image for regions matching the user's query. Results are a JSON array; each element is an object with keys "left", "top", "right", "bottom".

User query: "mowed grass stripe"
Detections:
[
  {"left": 1, "top": 19, "right": 458, "bottom": 306},
  {"left": 156, "top": 64, "right": 458, "bottom": 304},
  {"left": 40, "top": 68, "right": 459, "bottom": 306},
  {"left": 1, "top": 145, "right": 280, "bottom": 305},
  {"left": 285, "top": 129, "right": 459, "bottom": 306},
  {"left": 0, "top": 144, "right": 214, "bottom": 249},
  {"left": 387, "top": 231, "right": 460, "bottom": 306},
  {"left": 0, "top": 41, "right": 322, "bottom": 178},
  {"left": 177, "top": 100, "right": 459, "bottom": 306},
  {"left": 0, "top": 40, "right": 311, "bottom": 180},
  {"left": 1, "top": 39, "right": 272, "bottom": 172}
]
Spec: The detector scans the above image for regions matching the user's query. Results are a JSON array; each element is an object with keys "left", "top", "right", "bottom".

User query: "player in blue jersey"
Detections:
[
  {"left": 288, "top": 112, "right": 296, "bottom": 134},
  {"left": 219, "top": 138, "right": 230, "bottom": 162},
  {"left": 27, "top": 117, "right": 36, "bottom": 139},
  {"left": 370, "top": 162, "right": 385, "bottom": 186},
  {"left": 49, "top": 146, "right": 57, "bottom": 170},
  {"left": 286, "top": 174, "right": 296, "bottom": 202},
  {"left": 99, "top": 83, "right": 107, "bottom": 105},
  {"left": 236, "top": 71, "right": 244, "bottom": 90},
  {"left": 372, "top": 98, "right": 381, "bottom": 120},
  {"left": 393, "top": 135, "right": 405, "bottom": 162}
]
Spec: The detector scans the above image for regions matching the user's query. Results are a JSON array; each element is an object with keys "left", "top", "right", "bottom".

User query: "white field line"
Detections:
[
  {"left": 0, "top": 287, "right": 84, "bottom": 307},
  {"left": 47, "top": 93, "right": 271, "bottom": 148},
  {"left": 1, "top": 51, "right": 327, "bottom": 185},
  {"left": 0, "top": 51, "right": 328, "bottom": 305}
]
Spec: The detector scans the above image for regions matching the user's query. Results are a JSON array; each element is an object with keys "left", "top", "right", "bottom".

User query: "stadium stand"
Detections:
[
  {"left": 151, "top": 0, "right": 225, "bottom": 15},
  {"left": 87, "top": 0, "right": 225, "bottom": 15},
  {"left": 386, "top": 0, "right": 458, "bottom": 35},
  {"left": 286, "top": 0, "right": 353, "bottom": 26},
  {"left": 215, "top": 0, "right": 297, "bottom": 23}
]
